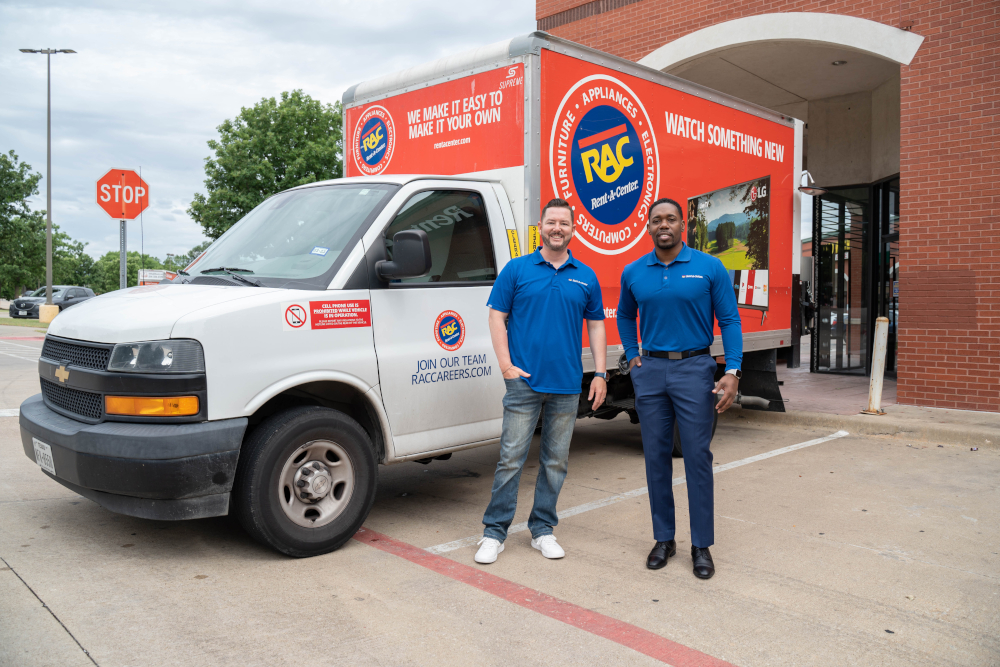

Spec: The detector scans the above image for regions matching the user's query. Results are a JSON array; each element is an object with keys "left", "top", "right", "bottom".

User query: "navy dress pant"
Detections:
[{"left": 630, "top": 354, "right": 717, "bottom": 548}]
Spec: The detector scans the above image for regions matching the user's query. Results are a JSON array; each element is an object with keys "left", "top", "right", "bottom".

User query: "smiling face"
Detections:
[
  {"left": 539, "top": 205, "right": 574, "bottom": 252},
  {"left": 647, "top": 201, "right": 684, "bottom": 251}
]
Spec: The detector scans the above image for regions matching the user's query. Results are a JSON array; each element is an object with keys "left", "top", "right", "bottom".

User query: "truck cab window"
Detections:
[{"left": 384, "top": 190, "right": 496, "bottom": 284}]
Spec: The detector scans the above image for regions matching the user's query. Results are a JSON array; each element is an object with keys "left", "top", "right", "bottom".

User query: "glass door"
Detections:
[
  {"left": 811, "top": 187, "right": 870, "bottom": 374},
  {"left": 872, "top": 178, "right": 900, "bottom": 376}
]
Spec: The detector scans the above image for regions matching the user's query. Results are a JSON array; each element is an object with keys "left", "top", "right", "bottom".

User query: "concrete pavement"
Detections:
[{"left": 1, "top": 329, "right": 998, "bottom": 666}]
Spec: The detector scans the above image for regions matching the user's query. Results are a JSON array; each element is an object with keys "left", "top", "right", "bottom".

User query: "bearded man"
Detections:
[{"left": 474, "top": 198, "right": 607, "bottom": 564}]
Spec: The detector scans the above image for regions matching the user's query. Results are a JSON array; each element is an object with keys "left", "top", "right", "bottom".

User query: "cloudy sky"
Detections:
[{"left": 1, "top": 0, "right": 536, "bottom": 261}]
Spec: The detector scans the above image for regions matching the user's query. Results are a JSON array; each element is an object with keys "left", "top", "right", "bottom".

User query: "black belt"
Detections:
[{"left": 641, "top": 348, "right": 711, "bottom": 360}]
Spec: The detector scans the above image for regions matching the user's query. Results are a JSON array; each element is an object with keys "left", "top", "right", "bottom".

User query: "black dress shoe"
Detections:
[
  {"left": 646, "top": 540, "right": 676, "bottom": 569},
  {"left": 691, "top": 546, "right": 715, "bottom": 579}
]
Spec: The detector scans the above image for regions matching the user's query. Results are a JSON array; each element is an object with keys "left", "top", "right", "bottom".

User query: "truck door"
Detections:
[{"left": 367, "top": 182, "right": 509, "bottom": 458}]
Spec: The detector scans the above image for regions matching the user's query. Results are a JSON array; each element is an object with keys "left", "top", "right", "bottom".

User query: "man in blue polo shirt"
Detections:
[
  {"left": 618, "top": 197, "right": 743, "bottom": 580},
  {"left": 474, "top": 198, "right": 607, "bottom": 564}
]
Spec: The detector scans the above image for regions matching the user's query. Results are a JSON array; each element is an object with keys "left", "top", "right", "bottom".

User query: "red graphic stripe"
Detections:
[
  {"left": 577, "top": 124, "right": 628, "bottom": 149},
  {"left": 744, "top": 270, "right": 755, "bottom": 306},
  {"left": 362, "top": 122, "right": 382, "bottom": 140},
  {"left": 354, "top": 528, "right": 736, "bottom": 667}
]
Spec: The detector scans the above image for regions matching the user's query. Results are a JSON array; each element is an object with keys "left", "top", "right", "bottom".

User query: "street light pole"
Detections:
[{"left": 19, "top": 47, "right": 75, "bottom": 316}]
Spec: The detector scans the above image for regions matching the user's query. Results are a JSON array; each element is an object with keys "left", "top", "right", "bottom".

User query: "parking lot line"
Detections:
[
  {"left": 354, "top": 527, "right": 737, "bottom": 666},
  {"left": 0, "top": 409, "right": 18, "bottom": 417},
  {"left": 0, "top": 340, "right": 42, "bottom": 363},
  {"left": 427, "top": 430, "right": 849, "bottom": 554}
]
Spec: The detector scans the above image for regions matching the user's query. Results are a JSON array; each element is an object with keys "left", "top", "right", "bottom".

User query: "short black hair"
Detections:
[
  {"left": 541, "top": 198, "right": 573, "bottom": 222},
  {"left": 649, "top": 198, "right": 683, "bottom": 220}
]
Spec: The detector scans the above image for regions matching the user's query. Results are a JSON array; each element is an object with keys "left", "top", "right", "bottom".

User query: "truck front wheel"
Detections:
[{"left": 232, "top": 406, "right": 377, "bottom": 557}]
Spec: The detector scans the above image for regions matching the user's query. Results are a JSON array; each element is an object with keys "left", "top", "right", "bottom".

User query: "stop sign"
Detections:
[{"left": 96, "top": 169, "right": 150, "bottom": 219}]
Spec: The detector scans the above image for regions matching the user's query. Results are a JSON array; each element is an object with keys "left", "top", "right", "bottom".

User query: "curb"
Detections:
[{"left": 719, "top": 406, "right": 997, "bottom": 449}]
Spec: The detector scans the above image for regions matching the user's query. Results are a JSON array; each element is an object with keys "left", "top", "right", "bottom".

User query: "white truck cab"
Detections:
[{"left": 21, "top": 175, "right": 524, "bottom": 556}]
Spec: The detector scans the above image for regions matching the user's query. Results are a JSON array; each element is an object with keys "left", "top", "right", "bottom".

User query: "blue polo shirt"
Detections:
[
  {"left": 617, "top": 244, "right": 743, "bottom": 372},
  {"left": 487, "top": 249, "right": 604, "bottom": 394}
]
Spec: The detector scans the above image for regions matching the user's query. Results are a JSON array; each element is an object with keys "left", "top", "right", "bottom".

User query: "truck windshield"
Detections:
[{"left": 187, "top": 183, "right": 395, "bottom": 286}]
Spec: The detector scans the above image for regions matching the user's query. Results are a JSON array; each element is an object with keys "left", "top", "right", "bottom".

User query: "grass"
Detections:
[
  {"left": 0, "top": 316, "right": 49, "bottom": 332},
  {"left": 707, "top": 239, "right": 751, "bottom": 269}
]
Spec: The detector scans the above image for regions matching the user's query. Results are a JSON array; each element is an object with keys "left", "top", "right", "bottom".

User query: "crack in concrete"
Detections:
[{"left": 0, "top": 556, "right": 99, "bottom": 666}]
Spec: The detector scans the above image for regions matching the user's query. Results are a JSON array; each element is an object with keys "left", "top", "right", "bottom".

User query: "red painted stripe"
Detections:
[
  {"left": 0, "top": 336, "right": 44, "bottom": 340},
  {"left": 744, "top": 270, "right": 755, "bottom": 306},
  {"left": 577, "top": 124, "right": 627, "bottom": 149},
  {"left": 353, "top": 528, "right": 736, "bottom": 667}
]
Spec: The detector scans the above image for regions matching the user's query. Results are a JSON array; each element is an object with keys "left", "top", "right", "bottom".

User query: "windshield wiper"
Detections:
[
  {"left": 200, "top": 267, "right": 262, "bottom": 287},
  {"left": 201, "top": 266, "right": 255, "bottom": 274}
]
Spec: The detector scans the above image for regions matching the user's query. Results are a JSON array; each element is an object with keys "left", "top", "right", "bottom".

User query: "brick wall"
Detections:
[{"left": 538, "top": 0, "right": 1000, "bottom": 411}]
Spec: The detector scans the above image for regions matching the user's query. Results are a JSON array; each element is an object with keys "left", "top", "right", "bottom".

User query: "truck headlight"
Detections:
[{"left": 108, "top": 340, "right": 205, "bottom": 374}]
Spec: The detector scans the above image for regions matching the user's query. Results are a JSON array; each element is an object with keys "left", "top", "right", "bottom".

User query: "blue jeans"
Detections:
[{"left": 482, "top": 378, "right": 579, "bottom": 542}]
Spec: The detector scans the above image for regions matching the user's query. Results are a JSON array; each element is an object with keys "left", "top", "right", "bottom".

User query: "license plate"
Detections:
[
  {"left": 18, "top": 310, "right": 27, "bottom": 316},
  {"left": 32, "top": 438, "right": 56, "bottom": 475}
]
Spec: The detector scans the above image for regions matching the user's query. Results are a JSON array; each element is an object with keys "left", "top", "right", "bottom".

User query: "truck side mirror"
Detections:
[{"left": 376, "top": 229, "right": 433, "bottom": 281}]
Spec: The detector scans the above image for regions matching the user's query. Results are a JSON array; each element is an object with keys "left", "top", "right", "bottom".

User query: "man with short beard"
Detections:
[
  {"left": 618, "top": 198, "right": 743, "bottom": 579},
  {"left": 474, "top": 198, "right": 607, "bottom": 564}
]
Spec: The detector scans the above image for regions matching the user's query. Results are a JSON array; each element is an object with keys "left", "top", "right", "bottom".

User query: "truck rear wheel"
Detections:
[{"left": 232, "top": 406, "right": 377, "bottom": 557}]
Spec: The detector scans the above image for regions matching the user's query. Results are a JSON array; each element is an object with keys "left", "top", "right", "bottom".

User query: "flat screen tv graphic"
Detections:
[{"left": 687, "top": 176, "right": 770, "bottom": 311}]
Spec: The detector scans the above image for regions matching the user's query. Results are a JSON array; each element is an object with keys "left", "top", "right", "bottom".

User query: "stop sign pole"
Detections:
[{"left": 96, "top": 169, "right": 150, "bottom": 289}]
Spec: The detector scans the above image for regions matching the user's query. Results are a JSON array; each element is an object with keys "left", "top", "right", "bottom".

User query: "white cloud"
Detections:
[{"left": 1, "top": 0, "right": 535, "bottom": 260}]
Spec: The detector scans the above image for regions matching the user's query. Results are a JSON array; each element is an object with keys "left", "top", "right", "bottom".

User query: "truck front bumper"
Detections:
[{"left": 19, "top": 394, "right": 248, "bottom": 521}]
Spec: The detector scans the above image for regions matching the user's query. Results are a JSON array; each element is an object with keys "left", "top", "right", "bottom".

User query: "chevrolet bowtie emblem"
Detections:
[{"left": 55, "top": 365, "right": 70, "bottom": 383}]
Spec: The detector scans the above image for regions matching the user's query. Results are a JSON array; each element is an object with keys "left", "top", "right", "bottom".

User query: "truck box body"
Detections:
[{"left": 344, "top": 32, "right": 804, "bottom": 365}]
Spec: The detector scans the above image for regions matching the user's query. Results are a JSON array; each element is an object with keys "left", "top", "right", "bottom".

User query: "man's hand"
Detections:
[
  {"left": 628, "top": 356, "right": 642, "bottom": 371},
  {"left": 588, "top": 376, "right": 607, "bottom": 411},
  {"left": 502, "top": 365, "right": 531, "bottom": 380},
  {"left": 712, "top": 373, "right": 739, "bottom": 413}
]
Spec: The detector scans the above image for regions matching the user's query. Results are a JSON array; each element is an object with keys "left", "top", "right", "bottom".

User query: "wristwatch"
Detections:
[
  {"left": 593, "top": 372, "right": 607, "bottom": 379},
  {"left": 725, "top": 369, "right": 742, "bottom": 379}
]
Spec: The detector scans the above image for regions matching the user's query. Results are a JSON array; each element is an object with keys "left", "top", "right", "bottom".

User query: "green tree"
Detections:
[
  {"left": 189, "top": 90, "right": 343, "bottom": 240},
  {"left": 737, "top": 179, "right": 770, "bottom": 270},
  {"left": 715, "top": 221, "right": 735, "bottom": 252},
  {"left": 53, "top": 230, "right": 95, "bottom": 288},
  {"left": 91, "top": 251, "right": 164, "bottom": 294},
  {"left": 0, "top": 150, "right": 47, "bottom": 299}
]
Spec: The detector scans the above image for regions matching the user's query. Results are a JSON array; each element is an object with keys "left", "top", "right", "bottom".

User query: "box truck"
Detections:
[{"left": 19, "top": 33, "right": 803, "bottom": 557}]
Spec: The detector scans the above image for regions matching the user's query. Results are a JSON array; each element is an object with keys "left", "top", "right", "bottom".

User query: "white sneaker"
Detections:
[
  {"left": 531, "top": 534, "right": 565, "bottom": 559},
  {"left": 475, "top": 537, "right": 504, "bottom": 564}
]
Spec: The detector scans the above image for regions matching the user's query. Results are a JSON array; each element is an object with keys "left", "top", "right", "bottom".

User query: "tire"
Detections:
[{"left": 231, "top": 406, "right": 377, "bottom": 558}]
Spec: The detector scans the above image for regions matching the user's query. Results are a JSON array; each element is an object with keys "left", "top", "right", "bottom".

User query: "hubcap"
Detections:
[{"left": 277, "top": 440, "right": 355, "bottom": 528}]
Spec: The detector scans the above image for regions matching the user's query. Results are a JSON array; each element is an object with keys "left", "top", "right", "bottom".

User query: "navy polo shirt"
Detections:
[
  {"left": 617, "top": 244, "right": 743, "bottom": 372},
  {"left": 487, "top": 249, "right": 604, "bottom": 394}
]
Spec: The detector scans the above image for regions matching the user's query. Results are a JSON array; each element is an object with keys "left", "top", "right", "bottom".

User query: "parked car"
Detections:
[{"left": 9, "top": 286, "right": 96, "bottom": 319}]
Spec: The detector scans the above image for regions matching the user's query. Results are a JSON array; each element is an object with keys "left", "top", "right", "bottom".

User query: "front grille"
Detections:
[
  {"left": 41, "top": 337, "right": 112, "bottom": 371},
  {"left": 41, "top": 379, "right": 103, "bottom": 420}
]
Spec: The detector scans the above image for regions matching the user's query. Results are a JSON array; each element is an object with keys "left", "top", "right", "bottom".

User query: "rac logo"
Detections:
[
  {"left": 550, "top": 74, "right": 659, "bottom": 256},
  {"left": 361, "top": 123, "right": 384, "bottom": 152},
  {"left": 579, "top": 124, "right": 633, "bottom": 184},
  {"left": 352, "top": 105, "right": 396, "bottom": 176}
]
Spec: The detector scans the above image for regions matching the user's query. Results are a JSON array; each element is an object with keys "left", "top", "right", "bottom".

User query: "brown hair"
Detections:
[{"left": 541, "top": 198, "right": 573, "bottom": 222}]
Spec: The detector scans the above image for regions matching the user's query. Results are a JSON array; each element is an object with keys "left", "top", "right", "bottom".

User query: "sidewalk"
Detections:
[{"left": 723, "top": 347, "right": 997, "bottom": 449}]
